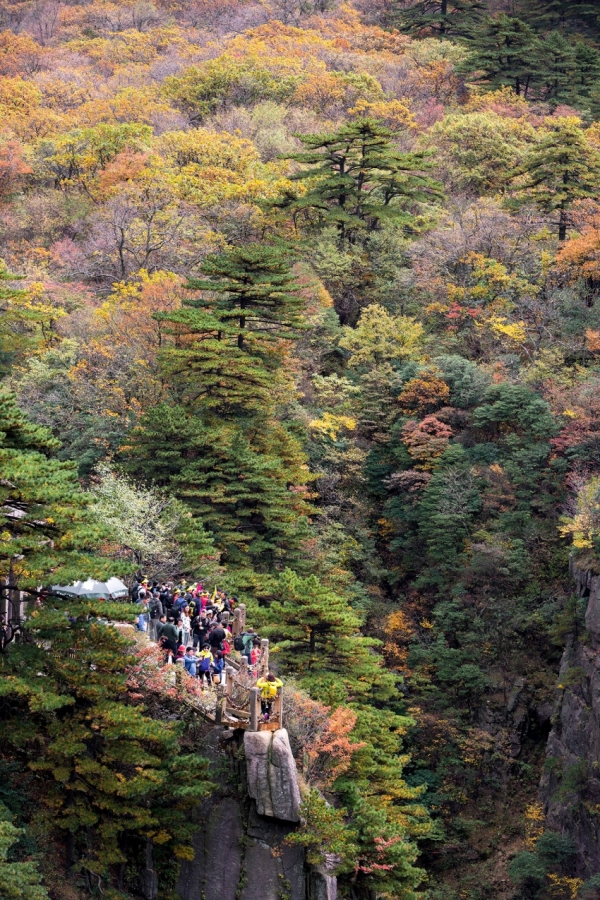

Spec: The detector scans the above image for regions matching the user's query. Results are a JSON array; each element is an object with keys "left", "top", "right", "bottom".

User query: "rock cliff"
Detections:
[
  {"left": 244, "top": 728, "right": 301, "bottom": 822},
  {"left": 176, "top": 725, "right": 336, "bottom": 900},
  {"left": 540, "top": 557, "right": 600, "bottom": 875}
]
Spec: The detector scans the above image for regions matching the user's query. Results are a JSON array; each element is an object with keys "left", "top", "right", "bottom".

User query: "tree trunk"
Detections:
[{"left": 559, "top": 207, "right": 567, "bottom": 241}]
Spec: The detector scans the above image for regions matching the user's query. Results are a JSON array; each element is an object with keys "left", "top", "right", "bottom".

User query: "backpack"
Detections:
[
  {"left": 234, "top": 635, "right": 245, "bottom": 652},
  {"left": 260, "top": 681, "right": 278, "bottom": 699},
  {"left": 199, "top": 654, "right": 211, "bottom": 672},
  {"left": 150, "top": 600, "right": 161, "bottom": 619}
]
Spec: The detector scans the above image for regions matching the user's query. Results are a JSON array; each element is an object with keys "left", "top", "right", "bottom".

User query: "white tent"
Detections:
[{"left": 51, "top": 577, "right": 129, "bottom": 601}]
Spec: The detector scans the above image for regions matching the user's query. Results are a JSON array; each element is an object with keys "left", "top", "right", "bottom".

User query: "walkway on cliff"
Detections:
[{"left": 142, "top": 601, "right": 284, "bottom": 733}]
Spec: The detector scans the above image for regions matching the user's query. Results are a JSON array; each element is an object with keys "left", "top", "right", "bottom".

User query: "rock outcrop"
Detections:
[
  {"left": 244, "top": 728, "right": 301, "bottom": 822},
  {"left": 177, "top": 725, "right": 334, "bottom": 900},
  {"left": 539, "top": 557, "right": 600, "bottom": 875}
]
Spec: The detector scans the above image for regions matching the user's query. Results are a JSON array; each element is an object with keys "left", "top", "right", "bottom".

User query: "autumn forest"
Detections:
[{"left": 3, "top": 0, "right": 600, "bottom": 899}]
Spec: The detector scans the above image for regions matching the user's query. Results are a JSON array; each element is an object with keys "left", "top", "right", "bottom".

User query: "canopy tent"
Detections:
[{"left": 51, "top": 577, "right": 129, "bottom": 601}]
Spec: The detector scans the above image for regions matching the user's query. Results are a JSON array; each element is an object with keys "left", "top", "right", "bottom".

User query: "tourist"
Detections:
[{"left": 255, "top": 672, "right": 283, "bottom": 723}]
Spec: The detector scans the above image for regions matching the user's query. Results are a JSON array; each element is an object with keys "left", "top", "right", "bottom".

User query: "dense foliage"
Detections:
[{"left": 3, "top": 0, "right": 600, "bottom": 898}]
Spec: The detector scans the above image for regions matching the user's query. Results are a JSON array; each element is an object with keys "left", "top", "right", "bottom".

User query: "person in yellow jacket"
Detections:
[{"left": 256, "top": 672, "right": 283, "bottom": 722}]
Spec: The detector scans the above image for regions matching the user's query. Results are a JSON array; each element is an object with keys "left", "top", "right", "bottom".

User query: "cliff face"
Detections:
[
  {"left": 540, "top": 559, "right": 600, "bottom": 875},
  {"left": 176, "top": 726, "right": 336, "bottom": 900}
]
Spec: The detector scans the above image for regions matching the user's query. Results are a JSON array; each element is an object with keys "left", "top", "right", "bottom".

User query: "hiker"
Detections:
[
  {"left": 191, "top": 609, "right": 205, "bottom": 649},
  {"left": 212, "top": 648, "right": 225, "bottom": 684},
  {"left": 158, "top": 617, "right": 179, "bottom": 658},
  {"left": 184, "top": 646, "right": 198, "bottom": 677},
  {"left": 137, "top": 594, "right": 150, "bottom": 632},
  {"left": 208, "top": 621, "right": 226, "bottom": 651},
  {"left": 197, "top": 643, "right": 213, "bottom": 687},
  {"left": 240, "top": 628, "right": 257, "bottom": 662},
  {"left": 180, "top": 606, "right": 191, "bottom": 647},
  {"left": 155, "top": 614, "right": 167, "bottom": 642},
  {"left": 256, "top": 672, "right": 283, "bottom": 723},
  {"left": 149, "top": 593, "right": 163, "bottom": 641},
  {"left": 249, "top": 638, "right": 261, "bottom": 667}
]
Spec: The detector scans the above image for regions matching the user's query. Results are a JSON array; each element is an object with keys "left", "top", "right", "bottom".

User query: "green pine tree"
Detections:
[
  {"left": 158, "top": 243, "right": 305, "bottom": 417},
  {"left": 261, "top": 568, "right": 396, "bottom": 703},
  {"left": 538, "top": 31, "right": 577, "bottom": 104},
  {"left": 278, "top": 118, "right": 442, "bottom": 246},
  {"left": 123, "top": 244, "right": 312, "bottom": 572},
  {"left": 511, "top": 116, "right": 600, "bottom": 240},
  {"left": 392, "top": 0, "right": 487, "bottom": 38},
  {"left": 461, "top": 15, "right": 542, "bottom": 97},
  {"left": 516, "top": 0, "right": 600, "bottom": 36},
  {"left": 572, "top": 42, "right": 600, "bottom": 108},
  {"left": 0, "top": 804, "right": 48, "bottom": 900},
  {"left": 125, "top": 411, "right": 311, "bottom": 570},
  {"left": 0, "top": 392, "right": 213, "bottom": 889},
  {"left": 0, "top": 389, "right": 111, "bottom": 593}
]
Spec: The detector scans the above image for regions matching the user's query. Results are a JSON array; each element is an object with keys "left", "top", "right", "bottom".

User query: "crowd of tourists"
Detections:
[{"left": 131, "top": 577, "right": 282, "bottom": 721}]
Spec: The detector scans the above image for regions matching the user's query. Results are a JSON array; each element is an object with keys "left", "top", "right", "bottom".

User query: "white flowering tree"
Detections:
[{"left": 89, "top": 462, "right": 217, "bottom": 580}]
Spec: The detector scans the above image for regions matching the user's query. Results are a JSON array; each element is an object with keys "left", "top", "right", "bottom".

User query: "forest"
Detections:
[{"left": 3, "top": 0, "right": 600, "bottom": 898}]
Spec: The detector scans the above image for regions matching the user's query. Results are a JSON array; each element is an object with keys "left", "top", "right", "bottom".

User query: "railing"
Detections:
[
  {"left": 156, "top": 601, "right": 281, "bottom": 732},
  {"left": 216, "top": 636, "right": 283, "bottom": 731}
]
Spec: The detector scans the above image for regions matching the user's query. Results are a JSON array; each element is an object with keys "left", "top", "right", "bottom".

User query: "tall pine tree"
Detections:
[
  {"left": 123, "top": 245, "right": 312, "bottom": 572},
  {"left": 279, "top": 118, "right": 442, "bottom": 246},
  {"left": 512, "top": 117, "right": 600, "bottom": 240},
  {"left": 461, "top": 15, "right": 542, "bottom": 97},
  {"left": 392, "top": 0, "right": 487, "bottom": 38}
]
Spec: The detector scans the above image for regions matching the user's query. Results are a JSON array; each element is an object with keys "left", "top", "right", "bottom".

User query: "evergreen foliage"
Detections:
[
  {"left": 124, "top": 245, "right": 312, "bottom": 570},
  {"left": 392, "top": 0, "right": 487, "bottom": 37},
  {"left": 511, "top": 117, "right": 600, "bottom": 240},
  {"left": 0, "top": 395, "right": 212, "bottom": 891},
  {"left": 160, "top": 244, "right": 305, "bottom": 415},
  {"left": 280, "top": 118, "right": 442, "bottom": 245},
  {"left": 1, "top": 601, "right": 212, "bottom": 880},
  {"left": 0, "top": 803, "right": 48, "bottom": 900},
  {"left": 0, "top": 389, "right": 112, "bottom": 592},
  {"left": 460, "top": 15, "right": 541, "bottom": 97}
]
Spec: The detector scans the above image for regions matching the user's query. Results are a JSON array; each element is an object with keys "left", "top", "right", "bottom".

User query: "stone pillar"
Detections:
[
  {"left": 232, "top": 608, "right": 243, "bottom": 638},
  {"left": 244, "top": 728, "right": 301, "bottom": 821}
]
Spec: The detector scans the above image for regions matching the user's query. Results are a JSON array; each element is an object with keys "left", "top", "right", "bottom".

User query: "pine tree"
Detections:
[
  {"left": 516, "top": 0, "right": 600, "bottom": 36},
  {"left": 0, "top": 390, "right": 111, "bottom": 593},
  {"left": 123, "top": 244, "right": 312, "bottom": 571},
  {"left": 0, "top": 805, "right": 48, "bottom": 900},
  {"left": 261, "top": 569, "right": 396, "bottom": 703},
  {"left": 512, "top": 117, "right": 600, "bottom": 240},
  {"left": 572, "top": 42, "right": 600, "bottom": 104},
  {"left": 125, "top": 412, "right": 311, "bottom": 569},
  {"left": 538, "top": 31, "right": 576, "bottom": 104},
  {"left": 0, "top": 392, "right": 213, "bottom": 889},
  {"left": 158, "top": 243, "right": 305, "bottom": 416},
  {"left": 461, "top": 15, "right": 542, "bottom": 97},
  {"left": 392, "top": 0, "right": 487, "bottom": 38},
  {"left": 1, "top": 600, "right": 213, "bottom": 884},
  {"left": 279, "top": 118, "right": 442, "bottom": 246}
]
